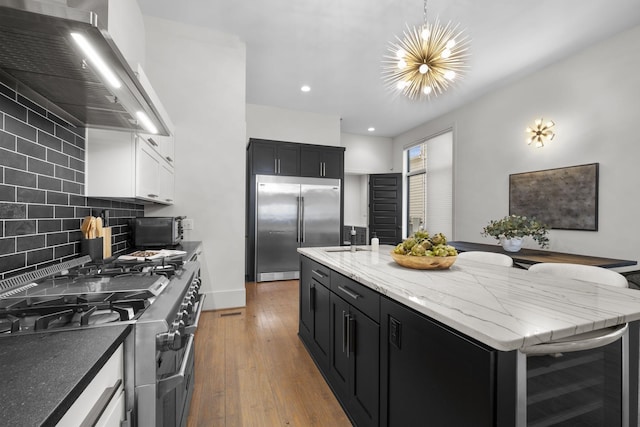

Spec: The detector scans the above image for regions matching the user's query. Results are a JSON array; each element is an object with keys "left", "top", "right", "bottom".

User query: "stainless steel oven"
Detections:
[
  {"left": 0, "top": 252, "right": 204, "bottom": 427},
  {"left": 135, "top": 260, "right": 204, "bottom": 427}
]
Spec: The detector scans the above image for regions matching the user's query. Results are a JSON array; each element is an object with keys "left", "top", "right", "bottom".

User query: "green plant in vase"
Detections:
[{"left": 481, "top": 214, "right": 550, "bottom": 251}]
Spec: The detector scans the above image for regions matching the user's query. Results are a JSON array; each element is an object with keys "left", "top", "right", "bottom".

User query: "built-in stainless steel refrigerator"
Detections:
[{"left": 255, "top": 174, "right": 341, "bottom": 282}]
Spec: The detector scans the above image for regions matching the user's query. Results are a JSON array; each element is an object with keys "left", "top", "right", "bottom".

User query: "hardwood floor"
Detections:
[{"left": 186, "top": 280, "right": 352, "bottom": 427}]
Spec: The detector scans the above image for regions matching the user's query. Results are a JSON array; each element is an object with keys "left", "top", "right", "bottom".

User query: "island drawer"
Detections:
[
  {"left": 304, "top": 257, "right": 331, "bottom": 288},
  {"left": 331, "top": 272, "right": 380, "bottom": 322}
]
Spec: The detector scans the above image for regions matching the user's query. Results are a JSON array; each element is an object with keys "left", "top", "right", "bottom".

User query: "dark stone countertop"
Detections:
[{"left": 0, "top": 324, "right": 131, "bottom": 427}]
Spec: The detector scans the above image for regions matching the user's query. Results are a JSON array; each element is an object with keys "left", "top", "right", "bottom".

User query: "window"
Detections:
[
  {"left": 407, "top": 145, "right": 426, "bottom": 235},
  {"left": 404, "top": 131, "right": 453, "bottom": 238}
]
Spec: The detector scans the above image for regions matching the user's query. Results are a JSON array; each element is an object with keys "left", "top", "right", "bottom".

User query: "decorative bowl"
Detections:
[{"left": 390, "top": 252, "right": 457, "bottom": 270}]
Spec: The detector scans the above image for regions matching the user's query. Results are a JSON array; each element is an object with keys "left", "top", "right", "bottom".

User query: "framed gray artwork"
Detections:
[{"left": 509, "top": 163, "right": 599, "bottom": 231}]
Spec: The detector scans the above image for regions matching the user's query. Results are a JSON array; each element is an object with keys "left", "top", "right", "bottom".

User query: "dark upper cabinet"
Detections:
[
  {"left": 300, "top": 145, "right": 344, "bottom": 179},
  {"left": 249, "top": 139, "right": 300, "bottom": 176}
]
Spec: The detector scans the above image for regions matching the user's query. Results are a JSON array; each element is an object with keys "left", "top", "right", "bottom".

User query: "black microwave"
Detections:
[{"left": 133, "top": 217, "right": 183, "bottom": 248}]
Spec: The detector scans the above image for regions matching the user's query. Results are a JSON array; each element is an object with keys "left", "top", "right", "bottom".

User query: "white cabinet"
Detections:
[
  {"left": 159, "top": 161, "right": 175, "bottom": 204},
  {"left": 86, "top": 129, "right": 174, "bottom": 205},
  {"left": 136, "top": 138, "right": 161, "bottom": 200},
  {"left": 136, "top": 65, "right": 176, "bottom": 165},
  {"left": 56, "top": 344, "right": 125, "bottom": 426}
]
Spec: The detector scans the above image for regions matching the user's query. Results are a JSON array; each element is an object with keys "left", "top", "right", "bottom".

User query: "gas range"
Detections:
[
  {"left": 0, "top": 255, "right": 186, "bottom": 335},
  {"left": 0, "top": 250, "right": 205, "bottom": 427}
]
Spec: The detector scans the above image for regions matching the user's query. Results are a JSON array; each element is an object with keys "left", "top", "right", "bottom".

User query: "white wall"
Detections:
[
  {"left": 343, "top": 174, "right": 369, "bottom": 227},
  {"left": 247, "top": 104, "right": 340, "bottom": 146},
  {"left": 342, "top": 133, "right": 394, "bottom": 175},
  {"left": 393, "top": 25, "right": 640, "bottom": 269},
  {"left": 143, "top": 16, "right": 247, "bottom": 309}
]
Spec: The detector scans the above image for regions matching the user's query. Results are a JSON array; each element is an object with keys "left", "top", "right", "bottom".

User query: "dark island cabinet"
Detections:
[
  {"left": 249, "top": 139, "right": 300, "bottom": 176},
  {"left": 329, "top": 292, "right": 380, "bottom": 427},
  {"left": 300, "top": 145, "right": 344, "bottom": 179},
  {"left": 380, "top": 296, "right": 517, "bottom": 427},
  {"left": 299, "top": 257, "right": 380, "bottom": 426},
  {"left": 300, "top": 255, "right": 518, "bottom": 427},
  {"left": 299, "top": 256, "right": 332, "bottom": 371}
]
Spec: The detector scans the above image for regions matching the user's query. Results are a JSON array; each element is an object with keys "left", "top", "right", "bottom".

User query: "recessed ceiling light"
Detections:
[
  {"left": 301, "top": 85, "right": 311, "bottom": 92},
  {"left": 368, "top": 127, "right": 375, "bottom": 132}
]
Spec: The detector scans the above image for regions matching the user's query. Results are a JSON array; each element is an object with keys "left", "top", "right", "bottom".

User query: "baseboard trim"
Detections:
[{"left": 201, "top": 289, "right": 246, "bottom": 310}]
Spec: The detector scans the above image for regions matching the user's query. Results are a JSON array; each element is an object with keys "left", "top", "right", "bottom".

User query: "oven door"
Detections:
[
  {"left": 157, "top": 334, "right": 195, "bottom": 427},
  {"left": 155, "top": 293, "right": 205, "bottom": 427}
]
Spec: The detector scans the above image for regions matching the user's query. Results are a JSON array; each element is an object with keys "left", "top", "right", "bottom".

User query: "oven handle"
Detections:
[
  {"left": 157, "top": 334, "right": 195, "bottom": 398},
  {"left": 185, "top": 293, "right": 206, "bottom": 335}
]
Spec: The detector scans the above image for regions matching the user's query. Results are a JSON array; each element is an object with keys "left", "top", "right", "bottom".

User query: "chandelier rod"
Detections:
[{"left": 423, "top": 0, "right": 428, "bottom": 26}]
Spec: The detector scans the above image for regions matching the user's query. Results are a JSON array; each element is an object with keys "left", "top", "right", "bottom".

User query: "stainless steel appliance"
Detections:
[
  {"left": 518, "top": 333, "right": 628, "bottom": 426},
  {"left": 0, "top": 0, "right": 170, "bottom": 135},
  {"left": 133, "top": 216, "right": 184, "bottom": 248},
  {"left": 255, "top": 174, "right": 341, "bottom": 282},
  {"left": 0, "top": 252, "right": 204, "bottom": 427}
]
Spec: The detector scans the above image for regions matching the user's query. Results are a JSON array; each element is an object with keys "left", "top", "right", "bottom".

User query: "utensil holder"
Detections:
[{"left": 81, "top": 237, "right": 104, "bottom": 261}]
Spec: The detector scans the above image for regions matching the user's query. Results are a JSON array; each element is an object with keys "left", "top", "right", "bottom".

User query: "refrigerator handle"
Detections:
[
  {"left": 296, "top": 196, "right": 301, "bottom": 242},
  {"left": 300, "top": 197, "right": 305, "bottom": 243}
]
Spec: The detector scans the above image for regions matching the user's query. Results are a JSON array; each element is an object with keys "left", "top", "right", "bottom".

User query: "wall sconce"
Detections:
[{"left": 526, "top": 118, "right": 555, "bottom": 148}]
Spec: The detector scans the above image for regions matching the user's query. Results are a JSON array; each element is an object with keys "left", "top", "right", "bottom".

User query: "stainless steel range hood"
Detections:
[{"left": 0, "top": 0, "right": 170, "bottom": 135}]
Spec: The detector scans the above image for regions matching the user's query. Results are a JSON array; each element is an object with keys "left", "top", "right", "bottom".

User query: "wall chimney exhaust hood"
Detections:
[{"left": 0, "top": 0, "right": 170, "bottom": 135}]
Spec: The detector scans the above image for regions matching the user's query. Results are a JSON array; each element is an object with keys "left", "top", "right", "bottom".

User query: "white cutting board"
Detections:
[{"left": 118, "top": 249, "right": 187, "bottom": 261}]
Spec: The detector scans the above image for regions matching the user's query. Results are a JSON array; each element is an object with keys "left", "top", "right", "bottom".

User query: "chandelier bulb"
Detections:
[
  {"left": 419, "top": 64, "right": 429, "bottom": 74},
  {"left": 546, "top": 120, "right": 555, "bottom": 128},
  {"left": 446, "top": 39, "right": 456, "bottom": 49},
  {"left": 397, "top": 59, "right": 407, "bottom": 69},
  {"left": 421, "top": 27, "right": 430, "bottom": 40},
  {"left": 441, "top": 49, "right": 451, "bottom": 59},
  {"left": 535, "top": 118, "right": 543, "bottom": 126},
  {"left": 444, "top": 70, "right": 456, "bottom": 80},
  {"left": 396, "top": 81, "right": 408, "bottom": 90},
  {"left": 396, "top": 48, "right": 406, "bottom": 59},
  {"left": 423, "top": 86, "right": 432, "bottom": 95}
]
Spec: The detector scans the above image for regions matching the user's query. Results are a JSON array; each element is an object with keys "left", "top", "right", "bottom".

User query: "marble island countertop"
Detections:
[{"left": 298, "top": 245, "right": 640, "bottom": 351}]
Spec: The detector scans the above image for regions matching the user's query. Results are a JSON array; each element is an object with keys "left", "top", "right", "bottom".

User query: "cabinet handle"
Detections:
[
  {"left": 320, "top": 162, "right": 323, "bottom": 176},
  {"left": 322, "top": 162, "right": 326, "bottom": 177},
  {"left": 312, "top": 269, "right": 327, "bottom": 279},
  {"left": 342, "top": 310, "right": 348, "bottom": 354},
  {"left": 165, "top": 199, "right": 173, "bottom": 202},
  {"left": 309, "top": 286, "right": 315, "bottom": 312},
  {"left": 79, "top": 379, "right": 122, "bottom": 427},
  {"left": 278, "top": 158, "right": 281, "bottom": 174},
  {"left": 275, "top": 158, "right": 278, "bottom": 174},
  {"left": 148, "top": 194, "right": 159, "bottom": 198},
  {"left": 347, "top": 314, "right": 354, "bottom": 358},
  {"left": 166, "top": 156, "right": 173, "bottom": 162},
  {"left": 148, "top": 138, "right": 158, "bottom": 147},
  {"left": 338, "top": 285, "right": 360, "bottom": 300}
]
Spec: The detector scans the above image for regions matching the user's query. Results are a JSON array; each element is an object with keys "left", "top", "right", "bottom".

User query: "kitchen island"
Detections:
[{"left": 298, "top": 245, "right": 640, "bottom": 426}]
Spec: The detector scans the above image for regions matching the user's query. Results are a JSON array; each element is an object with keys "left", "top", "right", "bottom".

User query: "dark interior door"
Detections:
[{"left": 369, "top": 173, "right": 402, "bottom": 245}]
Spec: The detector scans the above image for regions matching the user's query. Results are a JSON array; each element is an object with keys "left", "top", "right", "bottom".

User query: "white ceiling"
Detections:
[{"left": 137, "top": 0, "right": 640, "bottom": 138}]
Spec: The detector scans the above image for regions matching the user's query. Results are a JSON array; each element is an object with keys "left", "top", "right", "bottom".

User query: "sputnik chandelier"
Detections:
[
  {"left": 526, "top": 118, "right": 556, "bottom": 148},
  {"left": 382, "top": 0, "right": 470, "bottom": 100}
]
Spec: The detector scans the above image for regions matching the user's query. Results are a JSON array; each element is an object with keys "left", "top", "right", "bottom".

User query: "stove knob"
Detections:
[
  {"left": 181, "top": 299, "right": 194, "bottom": 315},
  {"left": 156, "top": 331, "right": 175, "bottom": 352},
  {"left": 173, "top": 319, "right": 186, "bottom": 334},
  {"left": 170, "top": 330, "right": 183, "bottom": 350},
  {"left": 177, "top": 309, "right": 190, "bottom": 323}
]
